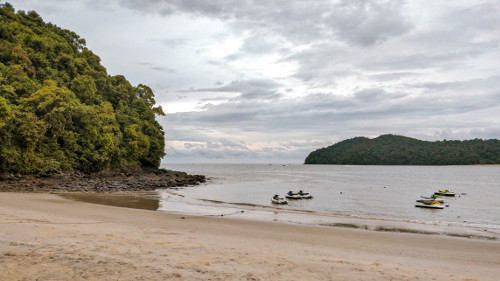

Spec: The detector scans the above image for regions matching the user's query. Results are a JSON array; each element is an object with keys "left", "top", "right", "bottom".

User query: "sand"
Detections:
[{"left": 0, "top": 192, "right": 499, "bottom": 281}]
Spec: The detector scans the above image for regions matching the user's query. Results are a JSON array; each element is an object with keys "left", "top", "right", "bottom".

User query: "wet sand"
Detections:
[{"left": 1, "top": 192, "right": 499, "bottom": 280}]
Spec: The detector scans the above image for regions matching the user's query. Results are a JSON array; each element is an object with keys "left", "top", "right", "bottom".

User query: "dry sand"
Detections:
[{"left": 1, "top": 192, "right": 499, "bottom": 281}]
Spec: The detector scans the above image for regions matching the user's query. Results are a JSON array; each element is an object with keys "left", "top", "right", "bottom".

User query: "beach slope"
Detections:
[{"left": 1, "top": 192, "right": 499, "bottom": 280}]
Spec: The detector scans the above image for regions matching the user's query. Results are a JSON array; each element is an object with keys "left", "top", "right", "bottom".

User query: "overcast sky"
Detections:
[{"left": 10, "top": 0, "right": 500, "bottom": 163}]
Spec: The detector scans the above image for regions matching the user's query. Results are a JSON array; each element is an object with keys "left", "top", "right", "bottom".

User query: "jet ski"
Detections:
[
  {"left": 415, "top": 200, "right": 444, "bottom": 209},
  {"left": 434, "top": 189, "right": 456, "bottom": 197},
  {"left": 285, "top": 190, "right": 313, "bottom": 199},
  {"left": 297, "top": 190, "right": 313, "bottom": 199},
  {"left": 285, "top": 191, "right": 302, "bottom": 199},
  {"left": 271, "top": 195, "right": 288, "bottom": 204},
  {"left": 417, "top": 195, "right": 445, "bottom": 204}
]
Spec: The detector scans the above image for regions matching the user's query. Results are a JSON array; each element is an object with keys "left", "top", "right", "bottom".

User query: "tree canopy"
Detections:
[
  {"left": 305, "top": 134, "right": 500, "bottom": 165},
  {"left": 0, "top": 3, "right": 166, "bottom": 174}
]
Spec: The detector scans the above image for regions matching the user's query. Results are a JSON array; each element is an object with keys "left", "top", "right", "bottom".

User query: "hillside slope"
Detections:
[
  {"left": 305, "top": 134, "right": 500, "bottom": 165},
  {"left": 0, "top": 4, "right": 165, "bottom": 174}
]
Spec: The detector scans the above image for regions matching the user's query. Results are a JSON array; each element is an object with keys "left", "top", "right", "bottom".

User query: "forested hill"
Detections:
[
  {"left": 304, "top": 135, "right": 500, "bottom": 165},
  {"left": 0, "top": 4, "right": 166, "bottom": 174}
]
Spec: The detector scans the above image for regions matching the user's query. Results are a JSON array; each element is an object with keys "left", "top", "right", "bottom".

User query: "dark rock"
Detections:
[{"left": 0, "top": 166, "right": 206, "bottom": 193}]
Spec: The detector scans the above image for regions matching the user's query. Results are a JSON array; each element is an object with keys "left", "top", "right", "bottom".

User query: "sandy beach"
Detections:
[{"left": 1, "top": 193, "right": 499, "bottom": 281}]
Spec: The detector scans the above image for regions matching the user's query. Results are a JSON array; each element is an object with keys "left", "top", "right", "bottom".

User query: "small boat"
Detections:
[
  {"left": 285, "top": 190, "right": 313, "bottom": 199},
  {"left": 417, "top": 198, "right": 444, "bottom": 204},
  {"left": 415, "top": 200, "right": 444, "bottom": 209},
  {"left": 285, "top": 191, "right": 302, "bottom": 199},
  {"left": 434, "top": 189, "right": 456, "bottom": 197},
  {"left": 418, "top": 195, "right": 444, "bottom": 204},
  {"left": 297, "top": 190, "right": 313, "bottom": 199},
  {"left": 271, "top": 195, "right": 288, "bottom": 205}
]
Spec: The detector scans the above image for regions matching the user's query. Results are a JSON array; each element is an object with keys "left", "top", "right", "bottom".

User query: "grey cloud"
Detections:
[
  {"left": 183, "top": 79, "right": 283, "bottom": 101},
  {"left": 119, "top": 0, "right": 500, "bottom": 162},
  {"left": 407, "top": 75, "right": 500, "bottom": 92},
  {"left": 240, "top": 32, "right": 281, "bottom": 55},
  {"left": 184, "top": 79, "right": 281, "bottom": 93},
  {"left": 360, "top": 49, "right": 484, "bottom": 72},
  {"left": 162, "top": 93, "right": 500, "bottom": 162},
  {"left": 214, "top": 139, "right": 248, "bottom": 150},
  {"left": 154, "top": 37, "right": 188, "bottom": 48},
  {"left": 119, "top": 0, "right": 176, "bottom": 16},
  {"left": 354, "top": 88, "right": 407, "bottom": 102},
  {"left": 13, "top": 0, "right": 70, "bottom": 14},
  {"left": 240, "top": 90, "right": 281, "bottom": 100},
  {"left": 446, "top": 2, "right": 500, "bottom": 34},
  {"left": 283, "top": 0, "right": 497, "bottom": 84},
  {"left": 16, "top": 0, "right": 116, "bottom": 14},
  {"left": 369, "top": 72, "right": 422, "bottom": 81},
  {"left": 165, "top": 146, "right": 251, "bottom": 162},
  {"left": 198, "top": 96, "right": 234, "bottom": 103},
  {"left": 354, "top": 88, "right": 385, "bottom": 101},
  {"left": 164, "top": 136, "right": 328, "bottom": 163},
  {"left": 138, "top": 62, "right": 175, "bottom": 73},
  {"left": 20, "top": 0, "right": 499, "bottom": 162},
  {"left": 118, "top": 0, "right": 417, "bottom": 91},
  {"left": 120, "top": 0, "right": 413, "bottom": 47},
  {"left": 184, "top": 142, "right": 203, "bottom": 149},
  {"left": 183, "top": 140, "right": 249, "bottom": 151},
  {"left": 223, "top": 53, "right": 241, "bottom": 62},
  {"left": 167, "top": 85, "right": 499, "bottom": 135},
  {"left": 285, "top": 43, "right": 359, "bottom": 84},
  {"left": 326, "top": 0, "right": 413, "bottom": 46}
]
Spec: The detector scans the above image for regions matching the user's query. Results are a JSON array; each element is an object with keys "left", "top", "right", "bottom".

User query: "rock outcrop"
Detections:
[{"left": 0, "top": 166, "right": 206, "bottom": 192}]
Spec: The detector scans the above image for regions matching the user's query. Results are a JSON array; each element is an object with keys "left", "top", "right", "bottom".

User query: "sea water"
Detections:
[{"left": 158, "top": 164, "right": 500, "bottom": 238}]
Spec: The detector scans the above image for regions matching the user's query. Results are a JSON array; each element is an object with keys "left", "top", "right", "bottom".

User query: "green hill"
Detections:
[
  {"left": 0, "top": 4, "right": 165, "bottom": 174},
  {"left": 304, "top": 134, "right": 500, "bottom": 165}
]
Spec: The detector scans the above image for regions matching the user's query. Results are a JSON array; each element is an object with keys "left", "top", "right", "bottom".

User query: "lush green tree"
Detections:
[
  {"left": 305, "top": 135, "right": 500, "bottom": 165},
  {"left": 0, "top": 4, "right": 166, "bottom": 174},
  {"left": 70, "top": 74, "right": 99, "bottom": 104},
  {"left": 0, "top": 96, "right": 13, "bottom": 129}
]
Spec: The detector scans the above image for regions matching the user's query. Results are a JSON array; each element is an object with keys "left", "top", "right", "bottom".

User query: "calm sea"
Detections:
[{"left": 158, "top": 164, "right": 500, "bottom": 238}]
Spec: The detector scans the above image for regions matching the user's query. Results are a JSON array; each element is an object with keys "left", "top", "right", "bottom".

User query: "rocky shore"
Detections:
[{"left": 0, "top": 166, "right": 206, "bottom": 192}]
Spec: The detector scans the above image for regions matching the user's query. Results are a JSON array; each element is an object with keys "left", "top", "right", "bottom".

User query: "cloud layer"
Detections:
[{"left": 12, "top": 0, "right": 500, "bottom": 162}]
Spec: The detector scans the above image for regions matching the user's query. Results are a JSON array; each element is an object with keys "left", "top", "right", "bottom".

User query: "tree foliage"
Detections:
[
  {"left": 304, "top": 134, "right": 500, "bottom": 165},
  {"left": 0, "top": 4, "right": 165, "bottom": 174}
]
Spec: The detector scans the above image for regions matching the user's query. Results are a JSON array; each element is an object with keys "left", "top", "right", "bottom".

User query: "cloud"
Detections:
[
  {"left": 182, "top": 79, "right": 283, "bottom": 101},
  {"left": 154, "top": 37, "right": 188, "bottom": 48},
  {"left": 120, "top": 0, "right": 413, "bottom": 47},
  {"left": 137, "top": 62, "right": 176, "bottom": 73},
  {"left": 326, "top": 0, "right": 413, "bottom": 46},
  {"left": 12, "top": 0, "right": 500, "bottom": 163}
]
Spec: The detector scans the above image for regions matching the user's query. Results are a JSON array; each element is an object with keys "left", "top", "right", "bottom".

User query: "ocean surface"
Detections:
[
  {"left": 156, "top": 164, "right": 500, "bottom": 238},
  {"left": 64, "top": 164, "right": 500, "bottom": 239}
]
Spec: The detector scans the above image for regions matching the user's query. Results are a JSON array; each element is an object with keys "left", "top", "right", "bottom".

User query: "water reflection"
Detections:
[{"left": 60, "top": 192, "right": 160, "bottom": 211}]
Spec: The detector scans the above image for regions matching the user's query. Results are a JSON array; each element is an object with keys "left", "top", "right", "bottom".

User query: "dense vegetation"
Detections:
[
  {"left": 305, "top": 134, "right": 500, "bottom": 165},
  {"left": 0, "top": 3, "right": 165, "bottom": 174}
]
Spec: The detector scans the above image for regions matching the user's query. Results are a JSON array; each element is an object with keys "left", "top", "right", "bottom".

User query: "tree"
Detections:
[
  {"left": 0, "top": 4, "right": 167, "bottom": 174},
  {"left": 305, "top": 135, "right": 500, "bottom": 165}
]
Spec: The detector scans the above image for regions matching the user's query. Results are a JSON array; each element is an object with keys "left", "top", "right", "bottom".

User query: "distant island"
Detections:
[
  {"left": 304, "top": 134, "right": 500, "bottom": 165},
  {"left": 0, "top": 4, "right": 204, "bottom": 190}
]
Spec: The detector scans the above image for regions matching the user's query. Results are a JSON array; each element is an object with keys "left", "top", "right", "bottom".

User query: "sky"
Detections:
[{"left": 9, "top": 0, "right": 500, "bottom": 163}]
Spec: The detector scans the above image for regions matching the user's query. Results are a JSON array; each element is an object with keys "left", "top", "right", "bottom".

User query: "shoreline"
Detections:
[
  {"left": 60, "top": 190, "right": 500, "bottom": 241},
  {"left": 0, "top": 166, "right": 206, "bottom": 192},
  {"left": 1, "top": 192, "right": 499, "bottom": 281}
]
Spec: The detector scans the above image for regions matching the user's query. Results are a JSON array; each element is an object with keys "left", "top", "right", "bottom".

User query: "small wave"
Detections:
[
  {"left": 199, "top": 199, "right": 225, "bottom": 204},
  {"left": 198, "top": 198, "right": 319, "bottom": 213},
  {"left": 321, "top": 222, "right": 498, "bottom": 240},
  {"left": 445, "top": 233, "right": 497, "bottom": 240},
  {"left": 321, "top": 223, "right": 369, "bottom": 230},
  {"left": 199, "top": 199, "right": 264, "bottom": 208}
]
